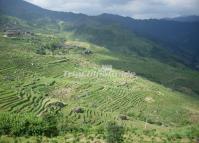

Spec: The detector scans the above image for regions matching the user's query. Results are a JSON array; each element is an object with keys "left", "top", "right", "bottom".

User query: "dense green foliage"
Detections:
[
  {"left": 0, "top": 112, "right": 59, "bottom": 137},
  {"left": 105, "top": 122, "right": 124, "bottom": 143}
]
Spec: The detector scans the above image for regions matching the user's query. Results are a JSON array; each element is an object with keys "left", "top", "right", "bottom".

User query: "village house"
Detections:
[{"left": 4, "top": 29, "right": 21, "bottom": 37}]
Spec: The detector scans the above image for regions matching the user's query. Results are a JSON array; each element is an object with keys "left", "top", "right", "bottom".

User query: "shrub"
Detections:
[
  {"left": 0, "top": 113, "right": 12, "bottom": 135},
  {"left": 105, "top": 122, "right": 124, "bottom": 143},
  {"left": 42, "top": 113, "right": 59, "bottom": 137},
  {"left": 143, "top": 129, "right": 156, "bottom": 137},
  {"left": 96, "top": 125, "right": 105, "bottom": 134},
  {"left": 36, "top": 47, "right": 46, "bottom": 55}
]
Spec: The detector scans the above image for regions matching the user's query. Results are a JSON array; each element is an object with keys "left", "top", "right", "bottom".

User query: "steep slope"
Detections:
[{"left": 0, "top": 30, "right": 199, "bottom": 142}]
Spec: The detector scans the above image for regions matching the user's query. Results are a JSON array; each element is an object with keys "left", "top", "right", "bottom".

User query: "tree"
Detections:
[
  {"left": 42, "top": 113, "right": 59, "bottom": 137},
  {"left": 105, "top": 122, "right": 124, "bottom": 143}
]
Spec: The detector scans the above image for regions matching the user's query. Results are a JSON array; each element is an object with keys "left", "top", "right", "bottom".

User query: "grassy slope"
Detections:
[{"left": 0, "top": 31, "right": 199, "bottom": 142}]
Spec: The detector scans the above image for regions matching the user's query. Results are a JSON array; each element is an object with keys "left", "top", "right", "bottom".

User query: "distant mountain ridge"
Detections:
[
  {"left": 0, "top": 0, "right": 88, "bottom": 22},
  {"left": 93, "top": 13, "right": 199, "bottom": 69},
  {"left": 165, "top": 15, "right": 199, "bottom": 22}
]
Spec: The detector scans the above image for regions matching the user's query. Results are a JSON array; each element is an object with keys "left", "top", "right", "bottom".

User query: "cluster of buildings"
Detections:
[{"left": 3, "top": 29, "right": 33, "bottom": 37}]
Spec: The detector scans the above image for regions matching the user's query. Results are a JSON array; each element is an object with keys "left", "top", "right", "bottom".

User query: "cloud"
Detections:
[
  {"left": 99, "top": 0, "right": 132, "bottom": 6},
  {"left": 24, "top": 0, "right": 199, "bottom": 19}
]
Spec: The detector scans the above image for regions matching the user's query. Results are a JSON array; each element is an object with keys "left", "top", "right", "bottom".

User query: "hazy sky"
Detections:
[{"left": 24, "top": 0, "right": 199, "bottom": 19}]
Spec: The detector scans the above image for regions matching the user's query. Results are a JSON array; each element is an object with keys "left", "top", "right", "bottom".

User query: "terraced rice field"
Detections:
[
  {"left": 0, "top": 87, "right": 55, "bottom": 115},
  {"left": 0, "top": 34, "right": 199, "bottom": 143},
  {"left": 68, "top": 109, "right": 114, "bottom": 125},
  {"left": 78, "top": 86, "right": 145, "bottom": 113}
]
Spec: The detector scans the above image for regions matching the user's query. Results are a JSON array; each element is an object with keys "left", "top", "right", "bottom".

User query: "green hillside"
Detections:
[
  {"left": 71, "top": 24, "right": 199, "bottom": 96},
  {"left": 0, "top": 16, "right": 199, "bottom": 142}
]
